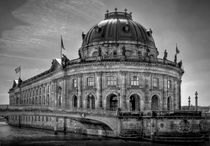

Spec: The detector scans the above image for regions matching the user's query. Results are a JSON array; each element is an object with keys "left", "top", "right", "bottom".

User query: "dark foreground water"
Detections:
[{"left": 0, "top": 122, "right": 209, "bottom": 146}]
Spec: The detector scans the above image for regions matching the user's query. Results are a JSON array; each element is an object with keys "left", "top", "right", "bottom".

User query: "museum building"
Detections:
[
  {"left": 7, "top": 9, "right": 208, "bottom": 141},
  {"left": 9, "top": 9, "right": 183, "bottom": 112}
]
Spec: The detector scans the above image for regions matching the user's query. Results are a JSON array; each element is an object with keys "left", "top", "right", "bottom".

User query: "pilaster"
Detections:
[
  {"left": 96, "top": 72, "right": 102, "bottom": 109},
  {"left": 78, "top": 74, "right": 82, "bottom": 108},
  {"left": 120, "top": 71, "right": 127, "bottom": 111}
]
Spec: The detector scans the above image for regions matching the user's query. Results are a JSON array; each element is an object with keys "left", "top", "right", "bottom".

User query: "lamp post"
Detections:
[
  {"left": 195, "top": 91, "right": 198, "bottom": 111},
  {"left": 188, "top": 96, "right": 191, "bottom": 110}
]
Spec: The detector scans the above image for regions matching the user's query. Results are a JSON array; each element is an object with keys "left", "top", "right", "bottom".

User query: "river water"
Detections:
[{"left": 0, "top": 122, "right": 209, "bottom": 146}]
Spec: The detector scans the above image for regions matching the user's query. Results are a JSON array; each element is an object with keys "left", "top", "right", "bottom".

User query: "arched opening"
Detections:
[
  {"left": 167, "top": 96, "right": 172, "bottom": 111},
  {"left": 73, "top": 95, "right": 78, "bottom": 108},
  {"left": 151, "top": 95, "right": 159, "bottom": 111},
  {"left": 107, "top": 94, "right": 118, "bottom": 111},
  {"left": 129, "top": 94, "right": 140, "bottom": 111},
  {"left": 87, "top": 94, "right": 95, "bottom": 109}
]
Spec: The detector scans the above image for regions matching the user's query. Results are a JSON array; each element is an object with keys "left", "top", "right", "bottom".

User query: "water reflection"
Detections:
[{"left": 0, "top": 122, "right": 209, "bottom": 146}]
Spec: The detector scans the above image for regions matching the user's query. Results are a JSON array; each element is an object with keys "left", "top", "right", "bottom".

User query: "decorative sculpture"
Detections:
[
  {"left": 163, "top": 49, "right": 168, "bottom": 60},
  {"left": 178, "top": 60, "right": 182, "bottom": 68}
]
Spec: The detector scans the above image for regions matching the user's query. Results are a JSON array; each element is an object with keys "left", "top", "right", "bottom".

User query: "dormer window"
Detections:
[
  {"left": 123, "top": 25, "right": 130, "bottom": 32},
  {"left": 95, "top": 26, "right": 102, "bottom": 33}
]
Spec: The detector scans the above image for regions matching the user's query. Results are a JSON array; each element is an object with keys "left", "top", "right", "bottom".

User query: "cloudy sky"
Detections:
[{"left": 0, "top": 0, "right": 209, "bottom": 106}]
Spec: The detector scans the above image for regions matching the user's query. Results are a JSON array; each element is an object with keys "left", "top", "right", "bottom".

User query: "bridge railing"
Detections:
[{"left": 5, "top": 105, "right": 118, "bottom": 117}]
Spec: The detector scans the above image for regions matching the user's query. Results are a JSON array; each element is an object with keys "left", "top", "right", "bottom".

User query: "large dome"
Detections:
[
  {"left": 82, "top": 9, "right": 155, "bottom": 48},
  {"left": 79, "top": 9, "right": 159, "bottom": 61}
]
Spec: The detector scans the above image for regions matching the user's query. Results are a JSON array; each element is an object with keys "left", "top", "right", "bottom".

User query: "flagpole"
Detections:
[
  {"left": 60, "top": 35, "right": 62, "bottom": 59},
  {"left": 19, "top": 67, "right": 21, "bottom": 79}
]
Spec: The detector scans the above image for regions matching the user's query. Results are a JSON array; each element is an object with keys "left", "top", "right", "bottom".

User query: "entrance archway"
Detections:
[
  {"left": 73, "top": 95, "right": 78, "bottom": 108},
  {"left": 107, "top": 94, "right": 118, "bottom": 111},
  {"left": 129, "top": 94, "right": 140, "bottom": 111},
  {"left": 87, "top": 94, "right": 95, "bottom": 109},
  {"left": 151, "top": 95, "right": 159, "bottom": 111},
  {"left": 167, "top": 96, "right": 172, "bottom": 110}
]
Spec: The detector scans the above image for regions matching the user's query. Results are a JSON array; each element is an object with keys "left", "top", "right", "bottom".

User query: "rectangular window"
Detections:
[
  {"left": 167, "top": 80, "right": 172, "bottom": 89},
  {"left": 87, "top": 77, "right": 94, "bottom": 86},
  {"left": 47, "top": 85, "right": 49, "bottom": 93},
  {"left": 107, "top": 76, "right": 117, "bottom": 86},
  {"left": 153, "top": 77, "right": 159, "bottom": 88},
  {"left": 131, "top": 76, "right": 139, "bottom": 86},
  {"left": 73, "top": 79, "right": 77, "bottom": 88}
]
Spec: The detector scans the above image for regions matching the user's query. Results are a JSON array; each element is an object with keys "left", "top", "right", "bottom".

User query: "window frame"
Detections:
[
  {"left": 167, "top": 80, "right": 172, "bottom": 89},
  {"left": 131, "top": 76, "right": 139, "bottom": 86},
  {"left": 87, "top": 77, "right": 94, "bottom": 87},
  {"left": 72, "top": 78, "right": 77, "bottom": 88},
  {"left": 107, "top": 76, "right": 117, "bottom": 86},
  {"left": 153, "top": 77, "right": 159, "bottom": 88}
]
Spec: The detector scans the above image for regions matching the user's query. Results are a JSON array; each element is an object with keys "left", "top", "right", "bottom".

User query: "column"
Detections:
[
  {"left": 178, "top": 80, "right": 182, "bottom": 110},
  {"left": 163, "top": 76, "right": 168, "bottom": 110},
  {"left": 51, "top": 82, "right": 56, "bottom": 107},
  {"left": 144, "top": 76, "right": 150, "bottom": 110},
  {"left": 54, "top": 117, "right": 58, "bottom": 135},
  {"left": 62, "top": 78, "right": 67, "bottom": 108},
  {"left": 195, "top": 91, "right": 198, "bottom": 111},
  {"left": 78, "top": 74, "right": 82, "bottom": 108},
  {"left": 120, "top": 71, "right": 126, "bottom": 111},
  {"left": 188, "top": 96, "right": 191, "bottom": 110},
  {"left": 96, "top": 72, "right": 102, "bottom": 109}
]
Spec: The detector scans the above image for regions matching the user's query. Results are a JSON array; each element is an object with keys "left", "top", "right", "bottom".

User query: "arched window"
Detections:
[
  {"left": 58, "top": 96, "right": 61, "bottom": 107},
  {"left": 167, "top": 96, "right": 172, "bottom": 110},
  {"left": 129, "top": 94, "right": 140, "bottom": 111},
  {"left": 35, "top": 97, "right": 38, "bottom": 105},
  {"left": 87, "top": 94, "right": 95, "bottom": 109},
  {"left": 46, "top": 94, "right": 49, "bottom": 105},
  {"left": 73, "top": 96, "right": 78, "bottom": 108},
  {"left": 39, "top": 96, "right": 41, "bottom": 105},
  {"left": 43, "top": 95, "right": 45, "bottom": 105},
  {"left": 107, "top": 94, "right": 118, "bottom": 111},
  {"left": 57, "top": 86, "right": 62, "bottom": 107},
  {"left": 151, "top": 95, "right": 159, "bottom": 111}
]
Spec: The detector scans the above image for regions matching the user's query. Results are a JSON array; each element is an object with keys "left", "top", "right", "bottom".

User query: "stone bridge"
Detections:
[{"left": 0, "top": 105, "right": 124, "bottom": 136}]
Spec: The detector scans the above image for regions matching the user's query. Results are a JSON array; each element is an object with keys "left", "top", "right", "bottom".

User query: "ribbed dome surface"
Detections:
[{"left": 82, "top": 11, "right": 155, "bottom": 47}]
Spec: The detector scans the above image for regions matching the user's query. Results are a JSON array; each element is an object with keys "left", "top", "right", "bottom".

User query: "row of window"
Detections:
[
  {"left": 14, "top": 84, "right": 51, "bottom": 102},
  {"left": 11, "top": 94, "right": 50, "bottom": 106},
  {"left": 153, "top": 78, "right": 172, "bottom": 89},
  {"left": 73, "top": 76, "right": 173, "bottom": 88}
]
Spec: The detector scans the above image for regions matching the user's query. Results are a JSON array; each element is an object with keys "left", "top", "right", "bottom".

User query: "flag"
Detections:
[
  {"left": 61, "top": 35, "right": 65, "bottom": 50},
  {"left": 176, "top": 44, "right": 180, "bottom": 54},
  {"left": 15, "top": 66, "right": 21, "bottom": 74}
]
